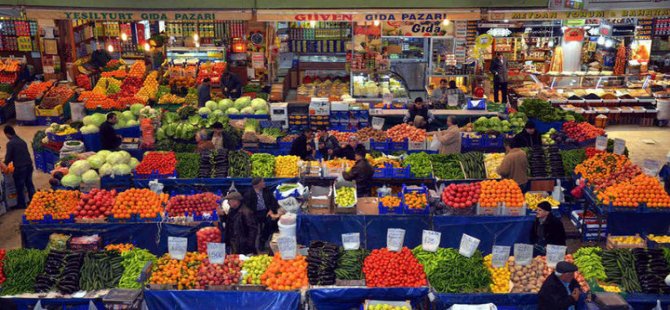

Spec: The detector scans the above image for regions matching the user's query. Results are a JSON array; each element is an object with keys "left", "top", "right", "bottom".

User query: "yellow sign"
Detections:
[
  {"left": 26, "top": 9, "right": 252, "bottom": 21},
  {"left": 488, "top": 8, "right": 670, "bottom": 21},
  {"left": 17, "top": 37, "right": 33, "bottom": 52}
]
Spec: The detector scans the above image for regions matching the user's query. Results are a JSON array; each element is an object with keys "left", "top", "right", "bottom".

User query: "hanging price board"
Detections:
[
  {"left": 491, "top": 245, "right": 511, "bottom": 268},
  {"left": 342, "top": 233, "right": 360, "bottom": 250},
  {"left": 422, "top": 230, "right": 441, "bottom": 252},
  {"left": 458, "top": 234, "right": 480, "bottom": 258},
  {"left": 546, "top": 244, "right": 567, "bottom": 268},
  {"left": 387, "top": 228, "right": 405, "bottom": 252},
  {"left": 207, "top": 243, "right": 226, "bottom": 264},
  {"left": 513, "top": 243, "right": 533, "bottom": 266},
  {"left": 277, "top": 236, "right": 297, "bottom": 260},
  {"left": 168, "top": 237, "right": 188, "bottom": 260},
  {"left": 595, "top": 136, "right": 608, "bottom": 151}
]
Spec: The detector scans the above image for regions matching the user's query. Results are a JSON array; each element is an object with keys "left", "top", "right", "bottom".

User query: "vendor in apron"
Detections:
[{"left": 196, "top": 122, "right": 225, "bottom": 150}]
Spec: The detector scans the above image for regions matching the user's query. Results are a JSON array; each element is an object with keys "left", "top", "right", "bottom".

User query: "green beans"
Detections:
[
  {"left": 559, "top": 149, "right": 586, "bottom": 174},
  {"left": 430, "top": 154, "right": 465, "bottom": 180},
  {"left": 412, "top": 246, "right": 491, "bottom": 293},
  {"left": 118, "top": 249, "right": 157, "bottom": 289},
  {"left": 1, "top": 249, "right": 48, "bottom": 295},
  {"left": 228, "top": 150, "right": 251, "bottom": 177},
  {"left": 335, "top": 249, "right": 368, "bottom": 281},
  {"left": 176, "top": 153, "right": 200, "bottom": 179}
]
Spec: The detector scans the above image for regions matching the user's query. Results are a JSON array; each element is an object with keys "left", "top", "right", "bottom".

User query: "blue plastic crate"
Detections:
[
  {"left": 378, "top": 194, "right": 404, "bottom": 215},
  {"left": 16, "top": 119, "right": 39, "bottom": 126},
  {"left": 371, "top": 139, "right": 389, "bottom": 152},
  {"left": 401, "top": 184, "right": 430, "bottom": 214},
  {"left": 100, "top": 174, "right": 133, "bottom": 188},
  {"left": 389, "top": 139, "right": 408, "bottom": 151},
  {"left": 116, "top": 125, "right": 141, "bottom": 138},
  {"left": 373, "top": 165, "right": 389, "bottom": 178},
  {"left": 37, "top": 115, "right": 65, "bottom": 126},
  {"left": 22, "top": 213, "right": 75, "bottom": 225},
  {"left": 529, "top": 118, "right": 564, "bottom": 134},
  {"left": 462, "top": 134, "right": 484, "bottom": 148},
  {"left": 43, "top": 149, "right": 59, "bottom": 172},
  {"left": 484, "top": 134, "right": 504, "bottom": 148},
  {"left": 47, "top": 131, "right": 82, "bottom": 143},
  {"left": 391, "top": 165, "right": 411, "bottom": 178},
  {"left": 82, "top": 133, "right": 102, "bottom": 152},
  {"left": 132, "top": 170, "right": 177, "bottom": 180},
  {"left": 33, "top": 148, "right": 46, "bottom": 172}
]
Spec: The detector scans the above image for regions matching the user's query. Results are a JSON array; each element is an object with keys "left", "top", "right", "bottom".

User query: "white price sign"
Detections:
[
  {"left": 372, "top": 117, "right": 385, "bottom": 130},
  {"left": 458, "top": 234, "right": 480, "bottom": 258},
  {"left": 168, "top": 237, "right": 188, "bottom": 260},
  {"left": 546, "top": 244, "right": 567, "bottom": 268},
  {"left": 342, "top": 233, "right": 361, "bottom": 250},
  {"left": 642, "top": 159, "right": 661, "bottom": 176},
  {"left": 491, "top": 246, "right": 511, "bottom": 268},
  {"left": 207, "top": 243, "right": 226, "bottom": 264},
  {"left": 386, "top": 228, "right": 406, "bottom": 252},
  {"left": 513, "top": 243, "right": 533, "bottom": 266},
  {"left": 277, "top": 236, "right": 297, "bottom": 260},
  {"left": 422, "top": 230, "right": 441, "bottom": 252},
  {"left": 370, "top": 109, "right": 384, "bottom": 116},
  {"left": 613, "top": 138, "right": 626, "bottom": 155},
  {"left": 595, "top": 136, "right": 608, "bottom": 151}
]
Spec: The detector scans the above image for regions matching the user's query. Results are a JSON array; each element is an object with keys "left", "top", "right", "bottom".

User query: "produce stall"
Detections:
[{"left": 144, "top": 290, "right": 301, "bottom": 310}]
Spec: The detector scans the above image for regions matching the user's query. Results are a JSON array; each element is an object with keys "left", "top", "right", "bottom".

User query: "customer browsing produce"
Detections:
[
  {"left": 531, "top": 201, "right": 567, "bottom": 256},
  {"left": 496, "top": 138, "right": 529, "bottom": 189},
  {"left": 289, "top": 128, "right": 315, "bottom": 160},
  {"left": 432, "top": 116, "right": 461, "bottom": 155},
  {"left": 342, "top": 149, "right": 375, "bottom": 197},
  {"left": 337, "top": 136, "right": 366, "bottom": 160},
  {"left": 1, "top": 126, "right": 35, "bottom": 209},
  {"left": 221, "top": 192, "right": 257, "bottom": 255},
  {"left": 243, "top": 178, "right": 281, "bottom": 252},
  {"left": 99, "top": 113, "right": 122, "bottom": 151}
]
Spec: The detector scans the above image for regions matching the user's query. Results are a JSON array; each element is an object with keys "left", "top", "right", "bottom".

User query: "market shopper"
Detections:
[
  {"left": 317, "top": 129, "right": 340, "bottom": 160},
  {"left": 537, "top": 261, "right": 581, "bottom": 310},
  {"left": 343, "top": 149, "right": 375, "bottom": 197},
  {"left": 197, "top": 78, "right": 212, "bottom": 107},
  {"left": 90, "top": 42, "right": 112, "bottom": 70},
  {"left": 222, "top": 192, "right": 258, "bottom": 255},
  {"left": 431, "top": 79, "right": 450, "bottom": 108},
  {"left": 243, "top": 178, "right": 281, "bottom": 252},
  {"left": 338, "top": 136, "right": 366, "bottom": 160},
  {"left": 100, "top": 113, "right": 122, "bottom": 151},
  {"left": 514, "top": 121, "right": 541, "bottom": 148},
  {"left": 1, "top": 126, "right": 35, "bottom": 209},
  {"left": 289, "top": 128, "right": 315, "bottom": 160},
  {"left": 531, "top": 201, "right": 567, "bottom": 255},
  {"left": 496, "top": 139, "right": 529, "bottom": 189},
  {"left": 404, "top": 97, "right": 435, "bottom": 129},
  {"left": 220, "top": 68, "right": 242, "bottom": 99},
  {"left": 490, "top": 53, "right": 509, "bottom": 104},
  {"left": 196, "top": 122, "right": 224, "bottom": 151},
  {"left": 434, "top": 116, "right": 462, "bottom": 155}
]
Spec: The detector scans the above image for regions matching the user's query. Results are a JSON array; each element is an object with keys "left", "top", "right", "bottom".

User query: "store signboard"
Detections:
[
  {"left": 257, "top": 10, "right": 480, "bottom": 22},
  {"left": 488, "top": 8, "right": 670, "bottom": 21},
  {"left": 26, "top": 9, "right": 253, "bottom": 21},
  {"left": 382, "top": 21, "right": 454, "bottom": 37}
]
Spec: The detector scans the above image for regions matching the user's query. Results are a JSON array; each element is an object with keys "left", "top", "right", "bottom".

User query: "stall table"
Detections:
[
  {"left": 308, "top": 287, "right": 429, "bottom": 310},
  {"left": 144, "top": 289, "right": 301, "bottom": 310}
]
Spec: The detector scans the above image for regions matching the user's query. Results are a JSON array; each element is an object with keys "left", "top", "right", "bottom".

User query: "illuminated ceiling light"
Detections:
[
  {"left": 503, "top": 19, "right": 509, "bottom": 23},
  {"left": 121, "top": 32, "right": 128, "bottom": 41},
  {"left": 442, "top": 19, "right": 450, "bottom": 26},
  {"left": 193, "top": 33, "right": 199, "bottom": 42},
  {"left": 144, "top": 42, "right": 151, "bottom": 51},
  {"left": 373, "top": 20, "right": 380, "bottom": 26},
  {"left": 195, "top": 42, "right": 200, "bottom": 48},
  {"left": 605, "top": 39, "right": 613, "bottom": 48},
  {"left": 597, "top": 36, "right": 605, "bottom": 45},
  {"left": 561, "top": 26, "right": 568, "bottom": 32},
  {"left": 310, "top": 21, "right": 316, "bottom": 28},
  {"left": 548, "top": 40, "right": 554, "bottom": 47},
  {"left": 107, "top": 44, "right": 114, "bottom": 53}
]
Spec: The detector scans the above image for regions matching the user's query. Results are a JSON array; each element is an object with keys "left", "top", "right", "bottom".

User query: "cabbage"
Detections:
[
  {"left": 87, "top": 155, "right": 105, "bottom": 169},
  {"left": 205, "top": 100, "right": 218, "bottom": 111},
  {"left": 198, "top": 107, "right": 211, "bottom": 116},
  {"left": 81, "top": 170, "right": 100, "bottom": 184},
  {"left": 234, "top": 96, "right": 251, "bottom": 110},
  {"left": 106, "top": 152, "right": 125, "bottom": 165},
  {"left": 250, "top": 98, "right": 267, "bottom": 111},
  {"left": 128, "top": 157, "right": 140, "bottom": 169},
  {"left": 122, "top": 111, "right": 135, "bottom": 121},
  {"left": 255, "top": 109, "right": 268, "bottom": 115},
  {"left": 118, "top": 151, "right": 131, "bottom": 163},
  {"left": 99, "top": 163, "right": 113, "bottom": 176},
  {"left": 90, "top": 113, "right": 106, "bottom": 127},
  {"left": 97, "top": 150, "right": 111, "bottom": 160},
  {"left": 70, "top": 160, "right": 91, "bottom": 176},
  {"left": 130, "top": 103, "right": 144, "bottom": 116},
  {"left": 226, "top": 108, "right": 240, "bottom": 115},
  {"left": 82, "top": 115, "right": 94, "bottom": 126},
  {"left": 113, "top": 164, "right": 132, "bottom": 175},
  {"left": 61, "top": 174, "right": 81, "bottom": 188},
  {"left": 212, "top": 110, "right": 224, "bottom": 117},
  {"left": 240, "top": 107, "right": 254, "bottom": 114},
  {"left": 113, "top": 119, "right": 127, "bottom": 129},
  {"left": 126, "top": 119, "right": 139, "bottom": 127},
  {"left": 218, "top": 99, "right": 233, "bottom": 111},
  {"left": 80, "top": 125, "right": 99, "bottom": 134}
]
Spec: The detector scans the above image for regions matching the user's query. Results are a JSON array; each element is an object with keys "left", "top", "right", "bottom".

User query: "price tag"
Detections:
[
  {"left": 168, "top": 237, "right": 188, "bottom": 260},
  {"left": 342, "top": 233, "right": 360, "bottom": 250},
  {"left": 642, "top": 159, "right": 661, "bottom": 176},
  {"left": 613, "top": 138, "right": 626, "bottom": 155},
  {"left": 206, "top": 243, "right": 226, "bottom": 264},
  {"left": 422, "top": 230, "right": 441, "bottom": 252},
  {"left": 546, "top": 244, "right": 567, "bottom": 268},
  {"left": 491, "top": 245, "right": 511, "bottom": 268},
  {"left": 372, "top": 117, "right": 385, "bottom": 130},
  {"left": 277, "top": 236, "right": 297, "bottom": 260},
  {"left": 370, "top": 109, "right": 384, "bottom": 116},
  {"left": 387, "top": 228, "right": 405, "bottom": 252},
  {"left": 458, "top": 234, "right": 480, "bottom": 258},
  {"left": 595, "top": 136, "right": 608, "bottom": 151},
  {"left": 513, "top": 243, "right": 533, "bottom": 266},
  {"left": 382, "top": 93, "right": 393, "bottom": 105}
]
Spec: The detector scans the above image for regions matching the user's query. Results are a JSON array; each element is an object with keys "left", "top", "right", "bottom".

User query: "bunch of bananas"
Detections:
[
  {"left": 525, "top": 193, "right": 560, "bottom": 211},
  {"left": 367, "top": 155, "right": 401, "bottom": 168},
  {"left": 647, "top": 234, "right": 670, "bottom": 243}
]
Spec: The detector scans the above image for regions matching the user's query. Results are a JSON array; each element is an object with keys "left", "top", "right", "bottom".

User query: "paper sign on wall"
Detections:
[
  {"left": 387, "top": 228, "right": 405, "bottom": 252},
  {"left": 546, "top": 244, "right": 567, "bottom": 268},
  {"left": 277, "top": 236, "right": 297, "bottom": 260},
  {"left": 458, "top": 234, "right": 480, "bottom": 258},
  {"left": 168, "top": 237, "right": 188, "bottom": 260},
  {"left": 207, "top": 243, "right": 226, "bottom": 264},
  {"left": 342, "top": 233, "right": 360, "bottom": 250},
  {"left": 513, "top": 243, "right": 533, "bottom": 266},
  {"left": 491, "top": 245, "right": 511, "bottom": 268},
  {"left": 422, "top": 230, "right": 441, "bottom": 252},
  {"left": 595, "top": 136, "right": 608, "bottom": 151}
]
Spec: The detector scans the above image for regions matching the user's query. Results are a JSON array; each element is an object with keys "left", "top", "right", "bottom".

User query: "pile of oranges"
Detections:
[
  {"left": 380, "top": 195, "right": 401, "bottom": 209},
  {"left": 135, "top": 71, "right": 159, "bottom": 102},
  {"left": 261, "top": 255, "right": 308, "bottom": 290},
  {"left": 479, "top": 179, "right": 524, "bottom": 208},
  {"left": 25, "top": 190, "right": 81, "bottom": 221},
  {"left": 404, "top": 192, "right": 427, "bottom": 210},
  {"left": 149, "top": 252, "right": 206, "bottom": 290},
  {"left": 128, "top": 60, "right": 146, "bottom": 78},
  {"left": 598, "top": 174, "right": 670, "bottom": 208},
  {"left": 105, "top": 243, "right": 135, "bottom": 254},
  {"left": 111, "top": 188, "right": 168, "bottom": 219}
]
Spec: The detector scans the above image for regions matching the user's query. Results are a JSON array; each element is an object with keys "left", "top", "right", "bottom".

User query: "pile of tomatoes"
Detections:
[
  {"left": 135, "top": 152, "right": 177, "bottom": 175},
  {"left": 363, "top": 247, "right": 427, "bottom": 287},
  {"left": 165, "top": 193, "right": 220, "bottom": 217},
  {"left": 111, "top": 188, "right": 167, "bottom": 219},
  {"left": 150, "top": 252, "right": 206, "bottom": 290},
  {"left": 197, "top": 255, "right": 243, "bottom": 289},
  {"left": 261, "top": 255, "right": 308, "bottom": 290},
  {"left": 74, "top": 189, "right": 116, "bottom": 219},
  {"left": 386, "top": 124, "right": 426, "bottom": 142},
  {"left": 25, "top": 190, "right": 81, "bottom": 221},
  {"left": 441, "top": 182, "right": 481, "bottom": 209}
]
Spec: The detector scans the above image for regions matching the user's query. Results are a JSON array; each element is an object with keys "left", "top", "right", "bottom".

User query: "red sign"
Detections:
[
  {"left": 294, "top": 14, "right": 352, "bottom": 21},
  {"left": 563, "top": 28, "right": 584, "bottom": 42}
]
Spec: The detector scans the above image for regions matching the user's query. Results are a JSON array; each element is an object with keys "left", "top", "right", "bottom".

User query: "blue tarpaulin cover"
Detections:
[
  {"left": 133, "top": 177, "right": 298, "bottom": 194},
  {"left": 4, "top": 297, "right": 104, "bottom": 310},
  {"left": 143, "top": 290, "right": 301, "bottom": 310},
  {"left": 309, "top": 287, "right": 429, "bottom": 310},
  {"left": 435, "top": 293, "right": 538, "bottom": 310},
  {"left": 606, "top": 212, "right": 670, "bottom": 235}
]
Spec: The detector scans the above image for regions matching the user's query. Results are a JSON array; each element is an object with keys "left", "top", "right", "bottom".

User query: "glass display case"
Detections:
[
  {"left": 351, "top": 71, "right": 409, "bottom": 99},
  {"left": 510, "top": 74, "right": 654, "bottom": 102},
  {"left": 166, "top": 46, "right": 225, "bottom": 63}
]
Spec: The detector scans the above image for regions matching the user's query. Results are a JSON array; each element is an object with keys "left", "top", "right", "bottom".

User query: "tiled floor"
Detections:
[{"left": 0, "top": 123, "right": 667, "bottom": 251}]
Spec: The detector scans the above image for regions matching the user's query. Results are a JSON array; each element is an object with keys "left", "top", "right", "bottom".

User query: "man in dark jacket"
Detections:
[
  {"left": 404, "top": 97, "right": 435, "bottom": 129},
  {"left": 317, "top": 129, "right": 340, "bottom": 160},
  {"left": 222, "top": 192, "right": 258, "bottom": 255},
  {"left": 514, "top": 121, "right": 541, "bottom": 148},
  {"left": 538, "top": 261, "right": 581, "bottom": 310},
  {"left": 197, "top": 78, "right": 212, "bottom": 107},
  {"left": 289, "top": 128, "right": 315, "bottom": 160},
  {"left": 490, "top": 52, "right": 509, "bottom": 104},
  {"left": 343, "top": 149, "right": 375, "bottom": 197},
  {"left": 221, "top": 68, "right": 242, "bottom": 99},
  {"left": 337, "top": 136, "right": 366, "bottom": 160},
  {"left": 243, "top": 178, "right": 281, "bottom": 252},
  {"left": 2, "top": 126, "right": 35, "bottom": 209},
  {"left": 99, "top": 113, "right": 122, "bottom": 150},
  {"left": 90, "top": 43, "right": 112, "bottom": 69},
  {"left": 531, "top": 202, "right": 566, "bottom": 255}
]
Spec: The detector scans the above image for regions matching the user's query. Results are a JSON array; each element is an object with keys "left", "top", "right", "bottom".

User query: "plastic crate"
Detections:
[
  {"left": 35, "top": 104, "right": 64, "bottom": 117},
  {"left": 462, "top": 134, "right": 484, "bottom": 148},
  {"left": 389, "top": 139, "right": 408, "bottom": 151},
  {"left": 82, "top": 133, "right": 102, "bottom": 152},
  {"left": 501, "top": 204, "right": 527, "bottom": 216},
  {"left": 37, "top": 115, "right": 65, "bottom": 125},
  {"left": 378, "top": 193, "right": 404, "bottom": 215},
  {"left": 47, "top": 131, "right": 83, "bottom": 143},
  {"left": 33, "top": 148, "right": 46, "bottom": 172},
  {"left": 100, "top": 174, "right": 133, "bottom": 189},
  {"left": 476, "top": 203, "right": 500, "bottom": 216},
  {"left": 22, "top": 213, "right": 75, "bottom": 225},
  {"left": 391, "top": 165, "right": 411, "bottom": 178},
  {"left": 43, "top": 149, "right": 59, "bottom": 172},
  {"left": 484, "top": 134, "right": 504, "bottom": 148},
  {"left": 373, "top": 165, "right": 389, "bottom": 178},
  {"left": 116, "top": 125, "right": 141, "bottom": 138},
  {"left": 132, "top": 170, "right": 178, "bottom": 180},
  {"left": 529, "top": 118, "right": 564, "bottom": 134},
  {"left": 605, "top": 203, "right": 644, "bottom": 213},
  {"left": 401, "top": 185, "right": 430, "bottom": 214},
  {"left": 371, "top": 139, "right": 389, "bottom": 152}
]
